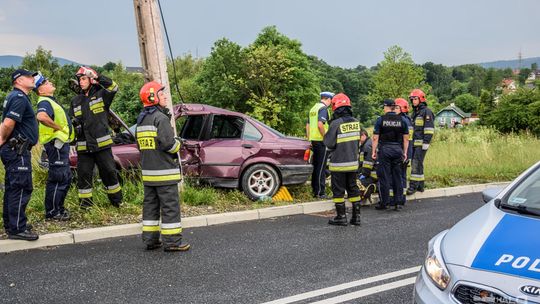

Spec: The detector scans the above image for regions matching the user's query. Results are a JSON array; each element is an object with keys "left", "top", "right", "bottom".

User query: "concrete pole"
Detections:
[{"left": 133, "top": 0, "right": 177, "bottom": 133}]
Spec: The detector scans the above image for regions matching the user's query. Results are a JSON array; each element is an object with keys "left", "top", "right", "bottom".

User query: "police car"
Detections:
[{"left": 414, "top": 161, "right": 540, "bottom": 304}]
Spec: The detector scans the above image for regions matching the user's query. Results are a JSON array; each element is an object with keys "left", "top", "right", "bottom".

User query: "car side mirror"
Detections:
[{"left": 482, "top": 187, "right": 503, "bottom": 203}]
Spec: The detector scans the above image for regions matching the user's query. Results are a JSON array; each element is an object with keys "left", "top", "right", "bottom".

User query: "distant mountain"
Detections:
[
  {"left": 0, "top": 55, "right": 80, "bottom": 68},
  {"left": 477, "top": 57, "right": 540, "bottom": 70}
]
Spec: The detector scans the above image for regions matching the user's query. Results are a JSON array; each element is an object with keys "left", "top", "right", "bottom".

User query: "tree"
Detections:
[
  {"left": 367, "top": 45, "right": 427, "bottom": 119},
  {"left": 423, "top": 62, "right": 453, "bottom": 102},
  {"left": 453, "top": 93, "right": 480, "bottom": 113},
  {"left": 167, "top": 54, "right": 204, "bottom": 103}
]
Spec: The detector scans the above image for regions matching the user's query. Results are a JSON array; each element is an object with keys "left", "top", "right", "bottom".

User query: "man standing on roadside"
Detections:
[
  {"left": 1, "top": 69, "right": 39, "bottom": 241},
  {"left": 34, "top": 73, "right": 74, "bottom": 221},
  {"left": 306, "top": 92, "right": 333, "bottom": 199},
  {"left": 372, "top": 99, "right": 409, "bottom": 211},
  {"left": 406, "top": 89, "right": 434, "bottom": 195},
  {"left": 137, "top": 81, "right": 190, "bottom": 252},
  {"left": 324, "top": 93, "right": 362, "bottom": 226},
  {"left": 70, "top": 66, "right": 122, "bottom": 209}
]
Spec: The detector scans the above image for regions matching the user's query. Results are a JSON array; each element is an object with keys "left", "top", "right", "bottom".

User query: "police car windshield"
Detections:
[{"left": 502, "top": 166, "right": 540, "bottom": 216}]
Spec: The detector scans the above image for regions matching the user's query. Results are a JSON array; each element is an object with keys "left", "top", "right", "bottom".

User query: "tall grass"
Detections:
[{"left": 425, "top": 126, "right": 540, "bottom": 188}]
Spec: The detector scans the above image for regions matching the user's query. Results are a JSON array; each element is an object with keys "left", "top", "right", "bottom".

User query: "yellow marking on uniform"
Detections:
[
  {"left": 138, "top": 137, "right": 156, "bottom": 150},
  {"left": 340, "top": 122, "right": 360, "bottom": 133}
]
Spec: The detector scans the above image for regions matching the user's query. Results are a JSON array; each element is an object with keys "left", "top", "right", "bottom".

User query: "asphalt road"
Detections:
[{"left": 0, "top": 193, "right": 484, "bottom": 304}]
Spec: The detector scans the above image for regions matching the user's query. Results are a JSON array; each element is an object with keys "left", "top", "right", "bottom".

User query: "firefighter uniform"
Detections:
[
  {"left": 307, "top": 92, "right": 333, "bottom": 198},
  {"left": 2, "top": 71, "right": 39, "bottom": 239},
  {"left": 358, "top": 136, "right": 378, "bottom": 203},
  {"left": 137, "top": 81, "right": 189, "bottom": 251},
  {"left": 69, "top": 69, "right": 122, "bottom": 208},
  {"left": 323, "top": 93, "right": 362, "bottom": 226},
  {"left": 408, "top": 100, "right": 434, "bottom": 194},
  {"left": 36, "top": 94, "right": 74, "bottom": 220},
  {"left": 398, "top": 113, "right": 413, "bottom": 203},
  {"left": 373, "top": 102, "right": 409, "bottom": 210}
]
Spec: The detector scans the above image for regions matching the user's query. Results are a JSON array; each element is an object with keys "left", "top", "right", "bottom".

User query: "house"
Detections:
[
  {"left": 501, "top": 78, "right": 517, "bottom": 93},
  {"left": 435, "top": 103, "right": 472, "bottom": 128}
]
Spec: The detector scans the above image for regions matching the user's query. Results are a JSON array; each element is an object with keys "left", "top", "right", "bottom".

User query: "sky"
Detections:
[{"left": 1, "top": 0, "right": 539, "bottom": 68}]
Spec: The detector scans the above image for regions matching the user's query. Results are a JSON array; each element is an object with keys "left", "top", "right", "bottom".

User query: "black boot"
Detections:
[
  {"left": 350, "top": 202, "right": 361, "bottom": 226},
  {"left": 406, "top": 187, "right": 416, "bottom": 196},
  {"left": 328, "top": 203, "right": 348, "bottom": 226}
]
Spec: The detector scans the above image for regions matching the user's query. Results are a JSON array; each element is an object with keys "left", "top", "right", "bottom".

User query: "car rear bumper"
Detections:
[{"left": 278, "top": 164, "right": 313, "bottom": 185}]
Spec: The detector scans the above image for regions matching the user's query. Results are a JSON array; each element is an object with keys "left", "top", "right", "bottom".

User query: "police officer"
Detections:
[
  {"left": 406, "top": 89, "right": 435, "bottom": 195},
  {"left": 358, "top": 129, "right": 378, "bottom": 204},
  {"left": 137, "top": 81, "right": 190, "bottom": 252},
  {"left": 394, "top": 98, "right": 413, "bottom": 208},
  {"left": 372, "top": 99, "right": 409, "bottom": 211},
  {"left": 324, "top": 93, "right": 362, "bottom": 226},
  {"left": 34, "top": 73, "right": 74, "bottom": 221},
  {"left": 306, "top": 92, "right": 333, "bottom": 199},
  {"left": 0, "top": 69, "right": 39, "bottom": 240},
  {"left": 69, "top": 66, "right": 122, "bottom": 209}
]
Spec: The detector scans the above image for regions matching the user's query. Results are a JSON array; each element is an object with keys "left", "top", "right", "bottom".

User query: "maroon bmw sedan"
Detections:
[{"left": 69, "top": 104, "right": 313, "bottom": 200}]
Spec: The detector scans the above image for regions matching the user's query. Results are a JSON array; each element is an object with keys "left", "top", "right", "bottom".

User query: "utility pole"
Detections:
[{"left": 133, "top": 0, "right": 176, "bottom": 133}]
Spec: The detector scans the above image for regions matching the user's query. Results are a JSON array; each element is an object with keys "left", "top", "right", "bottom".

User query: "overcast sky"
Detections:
[{"left": 1, "top": 0, "right": 539, "bottom": 68}]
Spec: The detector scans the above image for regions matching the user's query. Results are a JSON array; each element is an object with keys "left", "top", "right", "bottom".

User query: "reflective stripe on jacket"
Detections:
[
  {"left": 136, "top": 106, "right": 182, "bottom": 186},
  {"left": 324, "top": 116, "right": 360, "bottom": 172}
]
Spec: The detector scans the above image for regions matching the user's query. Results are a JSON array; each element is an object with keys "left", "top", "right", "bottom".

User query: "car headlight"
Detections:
[{"left": 425, "top": 248, "right": 451, "bottom": 290}]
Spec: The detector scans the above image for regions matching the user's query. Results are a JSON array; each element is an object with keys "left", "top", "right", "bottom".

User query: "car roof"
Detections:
[{"left": 174, "top": 103, "right": 248, "bottom": 118}]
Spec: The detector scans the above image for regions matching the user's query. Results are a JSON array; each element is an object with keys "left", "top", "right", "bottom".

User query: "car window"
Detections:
[
  {"left": 180, "top": 115, "right": 205, "bottom": 140},
  {"left": 210, "top": 115, "right": 244, "bottom": 139},
  {"left": 506, "top": 167, "right": 540, "bottom": 208},
  {"left": 252, "top": 118, "right": 285, "bottom": 137},
  {"left": 243, "top": 121, "right": 262, "bottom": 141}
]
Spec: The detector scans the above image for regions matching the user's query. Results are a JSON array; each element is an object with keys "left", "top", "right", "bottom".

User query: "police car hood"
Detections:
[{"left": 442, "top": 202, "right": 540, "bottom": 281}]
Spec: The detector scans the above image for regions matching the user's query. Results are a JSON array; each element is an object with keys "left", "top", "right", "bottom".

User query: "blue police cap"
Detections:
[
  {"left": 33, "top": 72, "right": 48, "bottom": 91},
  {"left": 11, "top": 69, "right": 37, "bottom": 82},
  {"left": 383, "top": 99, "right": 396, "bottom": 107},
  {"left": 320, "top": 92, "right": 335, "bottom": 99}
]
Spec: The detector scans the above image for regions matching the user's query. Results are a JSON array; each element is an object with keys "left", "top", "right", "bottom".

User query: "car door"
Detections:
[
  {"left": 178, "top": 114, "right": 207, "bottom": 177},
  {"left": 198, "top": 114, "right": 250, "bottom": 179}
]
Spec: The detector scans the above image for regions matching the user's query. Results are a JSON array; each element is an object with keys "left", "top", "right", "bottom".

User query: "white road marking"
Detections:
[
  {"left": 261, "top": 266, "right": 420, "bottom": 304},
  {"left": 308, "top": 276, "right": 417, "bottom": 304}
]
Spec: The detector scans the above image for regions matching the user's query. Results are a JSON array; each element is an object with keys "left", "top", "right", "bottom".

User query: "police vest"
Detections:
[
  {"left": 308, "top": 103, "right": 329, "bottom": 141},
  {"left": 379, "top": 114, "right": 403, "bottom": 144},
  {"left": 38, "top": 96, "right": 74, "bottom": 144}
]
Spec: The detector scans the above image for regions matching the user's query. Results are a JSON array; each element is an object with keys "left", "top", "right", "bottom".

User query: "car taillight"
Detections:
[{"left": 304, "top": 149, "right": 311, "bottom": 162}]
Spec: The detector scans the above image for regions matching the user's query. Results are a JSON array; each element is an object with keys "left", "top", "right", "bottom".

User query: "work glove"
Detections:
[{"left": 422, "top": 143, "right": 430, "bottom": 151}]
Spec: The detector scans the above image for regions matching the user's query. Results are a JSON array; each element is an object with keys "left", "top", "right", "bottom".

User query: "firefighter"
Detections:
[
  {"left": 69, "top": 66, "right": 122, "bottom": 209},
  {"left": 137, "top": 81, "right": 190, "bottom": 252},
  {"left": 0, "top": 69, "right": 39, "bottom": 240},
  {"left": 324, "top": 93, "right": 362, "bottom": 226},
  {"left": 306, "top": 92, "right": 333, "bottom": 199},
  {"left": 394, "top": 98, "right": 413, "bottom": 208},
  {"left": 372, "top": 99, "right": 409, "bottom": 211},
  {"left": 406, "top": 89, "right": 435, "bottom": 195},
  {"left": 358, "top": 129, "right": 378, "bottom": 204},
  {"left": 34, "top": 73, "right": 74, "bottom": 221}
]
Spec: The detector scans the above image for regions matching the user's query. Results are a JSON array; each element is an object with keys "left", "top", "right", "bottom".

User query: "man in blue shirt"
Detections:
[
  {"left": 372, "top": 99, "right": 409, "bottom": 211},
  {"left": 0, "top": 69, "right": 39, "bottom": 241}
]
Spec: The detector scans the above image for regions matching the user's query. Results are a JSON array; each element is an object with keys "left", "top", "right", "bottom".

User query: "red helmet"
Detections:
[
  {"left": 331, "top": 93, "right": 351, "bottom": 111},
  {"left": 139, "top": 81, "right": 164, "bottom": 107},
  {"left": 409, "top": 89, "right": 426, "bottom": 102},
  {"left": 394, "top": 98, "right": 409, "bottom": 113},
  {"left": 75, "top": 66, "right": 98, "bottom": 84}
]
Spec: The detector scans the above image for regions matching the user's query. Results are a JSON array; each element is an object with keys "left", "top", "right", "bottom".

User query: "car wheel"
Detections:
[{"left": 241, "top": 164, "right": 281, "bottom": 201}]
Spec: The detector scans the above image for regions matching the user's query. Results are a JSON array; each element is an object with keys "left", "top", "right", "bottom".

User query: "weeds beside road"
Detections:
[{"left": 1, "top": 126, "right": 538, "bottom": 237}]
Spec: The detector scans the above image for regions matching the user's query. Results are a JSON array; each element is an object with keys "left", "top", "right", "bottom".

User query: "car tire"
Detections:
[{"left": 241, "top": 164, "right": 281, "bottom": 201}]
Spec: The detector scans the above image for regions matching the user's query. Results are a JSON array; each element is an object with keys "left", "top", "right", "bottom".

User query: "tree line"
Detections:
[{"left": 1, "top": 26, "right": 539, "bottom": 136}]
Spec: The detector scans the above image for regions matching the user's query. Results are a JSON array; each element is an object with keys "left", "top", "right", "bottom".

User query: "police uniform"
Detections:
[
  {"left": 408, "top": 102, "right": 434, "bottom": 193},
  {"left": 70, "top": 74, "right": 122, "bottom": 208},
  {"left": 358, "top": 136, "right": 378, "bottom": 202},
  {"left": 323, "top": 94, "right": 362, "bottom": 226},
  {"left": 308, "top": 97, "right": 331, "bottom": 197},
  {"left": 36, "top": 95, "right": 74, "bottom": 219},
  {"left": 373, "top": 111, "right": 409, "bottom": 209},
  {"left": 136, "top": 106, "right": 185, "bottom": 249},
  {"left": 1, "top": 87, "right": 38, "bottom": 236}
]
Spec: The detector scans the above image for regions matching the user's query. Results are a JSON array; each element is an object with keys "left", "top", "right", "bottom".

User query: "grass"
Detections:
[{"left": 1, "top": 125, "right": 539, "bottom": 236}]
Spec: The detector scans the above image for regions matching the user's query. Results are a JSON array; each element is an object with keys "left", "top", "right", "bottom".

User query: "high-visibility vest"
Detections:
[
  {"left": 37, "top": 96, "right": 74, "bottom": 144},
  {"left": 308, "top": 102, "right": 329, "bottom": 141}
]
